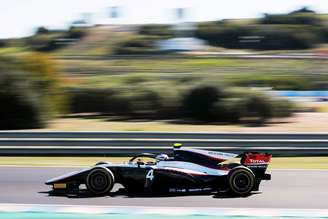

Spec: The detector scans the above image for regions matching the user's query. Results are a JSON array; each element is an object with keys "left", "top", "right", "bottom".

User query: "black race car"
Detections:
[{"left": 46, "top": 144, "right": 272, "bottom": 196}]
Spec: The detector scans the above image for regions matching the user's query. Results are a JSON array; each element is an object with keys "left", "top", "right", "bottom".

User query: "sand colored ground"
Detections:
[{"left": 40, "top": 112, "right": 328, "bottom": 132}]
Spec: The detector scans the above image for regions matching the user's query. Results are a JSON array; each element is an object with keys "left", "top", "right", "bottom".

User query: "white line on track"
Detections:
[{"left": 0, "top": 203, "right": 327, "bottom": 217}]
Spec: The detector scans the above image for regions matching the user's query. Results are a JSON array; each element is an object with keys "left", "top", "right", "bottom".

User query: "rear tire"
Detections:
[
  {"left": 227, "top": 166, "right": 255, "bottom": 196},
  {"left": 86, "top": 167, "right": 115, "bottom": 196}
]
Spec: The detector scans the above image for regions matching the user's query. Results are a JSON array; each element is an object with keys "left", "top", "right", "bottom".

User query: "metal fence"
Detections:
[{"left": 0, "top": 131, "right": 327, "bottom": 156}]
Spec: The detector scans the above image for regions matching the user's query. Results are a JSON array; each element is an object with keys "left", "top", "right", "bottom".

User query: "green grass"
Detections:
[
  {"left": 0, "top": 47, "right": 27, "bottom": 55},
  {"left": 58, "top": 57, "right": 311, "bottom": 75},
  {"left": 57, "top": 57, "right": 328, "bottom": 91},
  {"left": 1, "top": 156, "right": 327, "bottom": 169}
]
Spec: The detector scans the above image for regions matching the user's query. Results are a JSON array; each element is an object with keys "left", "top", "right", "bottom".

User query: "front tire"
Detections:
[
  {"left": 86, "top": 167, "right": 115, "bottom": 196},
  {"left": 227, "top": 166, "right": 255, "bottom": 196},
  {"left": 95, "top": 161, "right": 111, "bottom": 166}
]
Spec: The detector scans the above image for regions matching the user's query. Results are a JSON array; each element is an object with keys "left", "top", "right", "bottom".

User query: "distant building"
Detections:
[
  {"left": 155, "top": 37, "right": 206, "bottom": 51},
  {"left": 154, "top": 7, "right": 207, "bottom": 51}
]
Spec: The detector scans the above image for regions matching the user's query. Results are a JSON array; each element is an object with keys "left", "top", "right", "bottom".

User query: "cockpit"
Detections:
[{"left": 128, "top": 153, "right": 171, "bottom": 166}]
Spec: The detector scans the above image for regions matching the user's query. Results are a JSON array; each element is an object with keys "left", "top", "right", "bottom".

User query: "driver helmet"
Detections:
[{"left": 156, "top": 154, "right": 169, "bottom": 161}]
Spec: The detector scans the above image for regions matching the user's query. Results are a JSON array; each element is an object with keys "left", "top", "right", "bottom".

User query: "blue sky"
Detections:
[{"left": 2, "top": 0, "right": 328, "bottom": 39}]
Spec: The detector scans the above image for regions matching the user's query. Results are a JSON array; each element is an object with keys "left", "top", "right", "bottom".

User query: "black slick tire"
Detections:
[
  {"left": 86, "top": 167, "right": 115, "bottom": 196},
  {"left": 227, "top": 166, "right": 255, "bottom": 196}
]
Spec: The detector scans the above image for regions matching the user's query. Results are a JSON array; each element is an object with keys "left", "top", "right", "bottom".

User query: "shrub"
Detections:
[
  {"left": 261, "top": 13, "right": 321, "bottom": 25},
  {"left": 241, "top": 93, "right": 273, "bottom": 123},
  {"left": 68, "top": 82, "right": 183, "bottom": 119},
  {"left": 108, "top": 86, "right": 181, "bottom": 118},
  {"left": 26, "top": 34, "right": 56, "bottom": 51},
  {"left": 0, "top": 40, "right": 7, "bottom": 48},
  {"left": 123, "top": 89, "right": 162, "bottom": 116},
  {"left": 123, "top": 74, "right": 153, "bottom": 84},
  {"left": 139, "top": 85, "right": 182, "bottom": 119},
  {"left": 67, "top": 27, "right": 86, "bottom": 39},
  {"left": 138, "top": 25, "right": 173, "bottom": 37},
  {"left": 271, "top": 98, "right": 295, "bottom": 118},
  {"left": 225, "top": 74, "right": 318, "bottom": 90},
  {"left": 182, "top": 85, "right": 224, "bottom": 121},
  {"left": 232, "top": 92, "right": 294, "bottom": 123},
  {"left": 68, "top": 83, "right": 295, "bottom": 124},
  {"left": 36, "top": 26, "right": 49, "bottom": 34},
  {"left": 211, "top": 94, "right": 295, "bottom": 123},
  {"left": 0, "top": 93, "right": 44, "bottom": 129},
  {"left": 196, "top": 9, "right": 326, "bottom": 50},
  {"left": 68, "top": 75, "right": 294, "bottom": 123},
  {"left": 0, "top": 54, "right": 67, "bottom": 129},
  {"left": 253, "top": 26, "right": 319, "bottom": 50},
  {"left": 211, "top": 98, "right": 243, "bottom": 122},
  {"left": 196, "top": 23, "right": 252, "bottom": 48},
  {"left": 69, "top": 88, "right": 116, "bottom": 113},
  {"left": 114, "top": 36, "right": 162, "bottom": 55},
  {"left": 20, "top": 53, "right": 68, "bottom": 115},
  {"left": 26, "top": 27, "right": 86, "bottom": 52},
  {"left": 290, "top": 7, "right": 316, "bottom": 14},
  {"left": 196, "top": 23, "right": 319, "bottom": 50},
  {"left": 0, "top": 70, "right": 45, "bottom": 129},
  {"left": 69, "top": 87, "right": 163, "bottom": 117}
]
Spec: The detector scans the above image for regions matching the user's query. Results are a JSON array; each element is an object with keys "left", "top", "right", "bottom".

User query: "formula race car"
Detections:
[{"left": 46, "top": 144, "right": 272, "bottom": 196}]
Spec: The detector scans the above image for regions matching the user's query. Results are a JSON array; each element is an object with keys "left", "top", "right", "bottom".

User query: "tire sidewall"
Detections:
[
  {"left": 86, "top": 167, "right": 115, "bottom": 195},
  {"left": 227, "top": 166, "right": 255, "bottom": 196}
]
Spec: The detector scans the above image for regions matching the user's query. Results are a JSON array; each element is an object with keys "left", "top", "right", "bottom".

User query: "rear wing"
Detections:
[{"left": 241, "top": 152, "right": 272, "bottom": 180}]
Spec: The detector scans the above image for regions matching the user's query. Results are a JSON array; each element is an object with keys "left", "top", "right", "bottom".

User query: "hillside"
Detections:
[{"left": 53, "top": 25, "right": 135, "bottom": 56}]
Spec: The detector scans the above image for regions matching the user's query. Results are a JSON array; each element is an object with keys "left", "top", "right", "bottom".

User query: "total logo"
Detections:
[{"left": 249, "top": 159, "right": 267, "bottom": 164}]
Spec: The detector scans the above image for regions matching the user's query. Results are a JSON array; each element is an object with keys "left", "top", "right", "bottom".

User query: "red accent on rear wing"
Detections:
[{"left": 241, "top": 152, "right": 272, "bottom": 166}]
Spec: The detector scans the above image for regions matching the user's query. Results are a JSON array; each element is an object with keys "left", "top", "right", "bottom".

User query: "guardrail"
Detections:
[
  {"left": 2, "top": 131, "right": 328, "bottom": 139},
  {"left": 0, "top": 131, "right": 327, "bottom": 156}
]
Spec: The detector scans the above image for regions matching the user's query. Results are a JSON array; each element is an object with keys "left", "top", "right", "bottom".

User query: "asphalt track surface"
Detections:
[{"left": 0, "top": 167, "right": 327, "bottom": 209}]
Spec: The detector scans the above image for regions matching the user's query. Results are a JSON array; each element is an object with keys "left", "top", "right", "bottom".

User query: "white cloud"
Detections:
[{"left": 1, "top": 0, "right": 328, "bottom": 39}]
